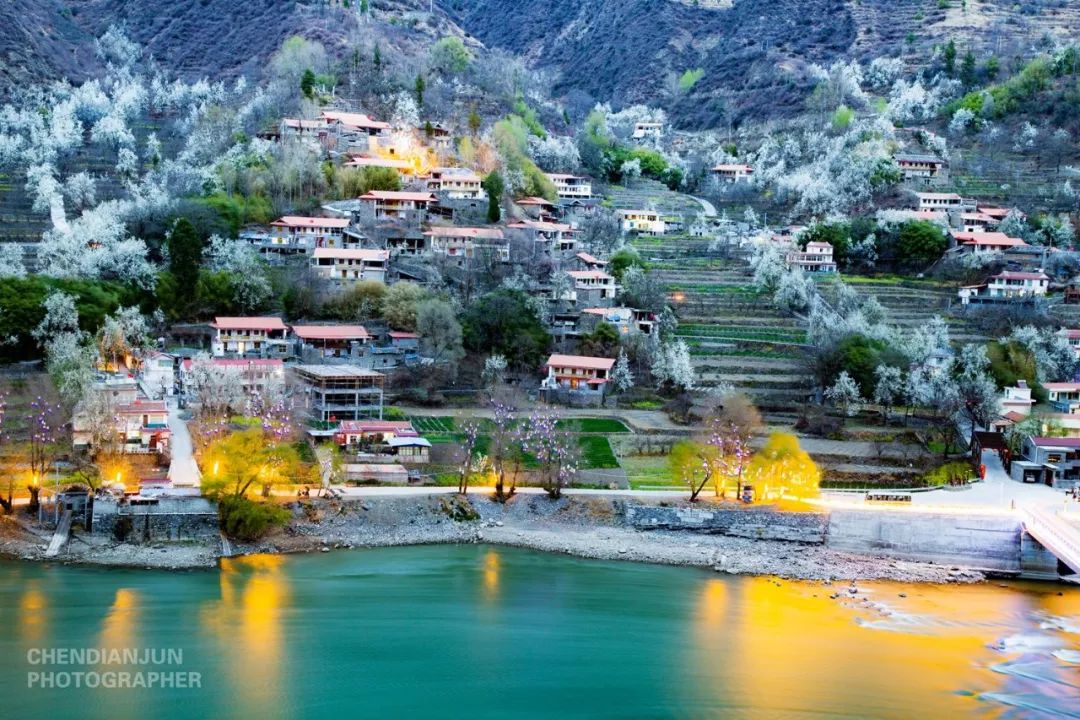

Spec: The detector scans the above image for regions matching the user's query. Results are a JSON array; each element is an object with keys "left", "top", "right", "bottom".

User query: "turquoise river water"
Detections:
[{"left": 0, "top": 545, "right": 1078, "bottom": 719}]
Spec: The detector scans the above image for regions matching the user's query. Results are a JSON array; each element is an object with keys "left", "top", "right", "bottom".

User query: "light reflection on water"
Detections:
[{"left": 0, "top": 547, "right": 1077, "bottom": 719}]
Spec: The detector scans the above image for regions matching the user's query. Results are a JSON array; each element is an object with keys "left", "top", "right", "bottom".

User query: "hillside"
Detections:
[
  {"left": 0, "top": 0, "right": 467, "bottom": 98},
  {"left": 451, "top": 0, "right": 1080, "bottom": 128}
]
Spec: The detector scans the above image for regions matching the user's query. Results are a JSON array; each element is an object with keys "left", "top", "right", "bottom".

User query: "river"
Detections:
[{"left": 0, "top": 546, "right": 1077, "bottom": 719}]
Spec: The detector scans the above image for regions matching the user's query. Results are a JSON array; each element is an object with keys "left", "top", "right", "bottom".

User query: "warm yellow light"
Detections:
[
  {"left": 213, "top": 461, "right": 220, "bottom": 476},
  {"left": 115, "top": 471, "right": 122, "bottom": 484},
  {"left": 29, "top": 473, "right": 38, "bottom": 487}
]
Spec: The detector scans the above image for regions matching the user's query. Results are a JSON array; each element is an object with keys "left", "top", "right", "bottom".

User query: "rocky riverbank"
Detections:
[{"left": 0, "top": 495, "right": 987, "bottom": 583}]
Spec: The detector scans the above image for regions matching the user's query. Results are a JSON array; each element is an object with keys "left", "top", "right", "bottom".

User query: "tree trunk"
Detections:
[{"left": 27, "top": 486, "right": 40, "bottom": 515}]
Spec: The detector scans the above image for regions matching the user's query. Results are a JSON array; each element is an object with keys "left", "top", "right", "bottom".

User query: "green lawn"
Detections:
[
  {"left": 622, "top": 456, "right": 685, "bottom": 490},
  {"left": 577, "top": 436, "right": 619, "bottom": 469}
]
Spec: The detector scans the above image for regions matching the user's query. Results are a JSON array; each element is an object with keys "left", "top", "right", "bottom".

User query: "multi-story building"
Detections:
[
  {"left": 310, "top": 248, "right": 389, "bottom": 284},
  {"left": 958, "top": 271, "right": 1049, "bottom": 305},
  {"left": 269, "top": 216, "right": 351, "bottom": 252},
  {"left": 507, "top": 220, "right": 576, "bottom": 251},
  {"left": 1046, "top": 382, "right": 1080, "bottom": 414},
  {"left": 786, "top": 241, "right": 838, "bottom": 273},
  {"left": 567, "top": 270, "right": 618, "bottom": 306},
  {"left": 895, "top": 153, "right": 947, "bottom": 184},
  {"left": 916, "top": 192, "right": 967, "bottom": 212},
  {"left": 293, "top": 365, "right": 386, "bottom": 423},
  {"left": 358, "top": 190, "right": 438, "bottom": 225},
  {"left": 139, "top": 351, "right": 176, "bottom": 399},
  {"left": 544, "top": 173, "right": 593, "bottom": 199},
  {"left": 541, "top": 354, "right": 615, "bottom": 400},
  {"left": 618, "top": 209, "right": 665, "bottom": 236},
  {"left": 711, "top": 164, "right": 753, "bottom": 182},
  {"left": 1057, "top": 328, "right": 1080, "bottom": 359},
  {"left": 424, "top": 226, "right": 508, "bottom": 262},
  {"left": 211, "top": 317, "right": 291, "bottom": 358},
  {"left": 427, "top": 167, "right": 485, "bottom": 199}
]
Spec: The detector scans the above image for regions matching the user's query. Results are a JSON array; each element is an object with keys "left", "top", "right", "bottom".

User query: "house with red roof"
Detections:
[
  {"left": 292, "top": 325, "right": 372, "bottom": 361},
  {"left": 1057, "top": 328, "right": 1080, "bottom": 359},
  {"left": 574, "top": 252, "right": 608, "bottom": 271},
  {"left": 359, "top": 190, "right": 438, "bottom": 225},
  {"left": 950, "top": 231, "right": 1029, "bottom": 253},
  {"left": 958, "top": 270, "right": 1049, "bottom": 305},
  {"left": 211, "top": 317, "right": 290, "bottom": 358},
  {"left": 786, "top": 241, "right": 838, "bottom": 273},
  {"left": 541, "top": 354, "right": 616, "bottom": 402},
  {"left": 320, "top": 110, "right": 391, "bottom": 151},
  {"left": 334, "top": 420, "right": 432, "bottom": 463},
  {"left": 270, "top": 216, "right": 351, "bottom": 251}
]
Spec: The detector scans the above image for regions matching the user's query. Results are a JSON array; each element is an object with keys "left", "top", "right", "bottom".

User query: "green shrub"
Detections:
[
  {"left": 217, "top": 497, "right": 290, "bottom": 541},
  {"left": 925, "top": 461, "right": 972, "bottom": 487}
]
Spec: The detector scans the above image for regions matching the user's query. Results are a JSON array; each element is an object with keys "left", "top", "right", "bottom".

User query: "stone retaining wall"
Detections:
[
  {"left": 827, "top": 509, "right": 1022, "bottom": 572},
  {"left": 624, "top": 503, "right": 828, "bottom": 543},
  {"left": 92, "top": 497, "right": 220, "bottom": 542}
]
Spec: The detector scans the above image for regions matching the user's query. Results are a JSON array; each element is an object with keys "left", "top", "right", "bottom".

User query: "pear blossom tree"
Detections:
[
  {"left": 872, "top": 365, "right": 904, "bottom": 423},
  {"left": 611, "top": 349, "right": 634, "bottom": 392},
  {"left": 825, "top": 371, "right": 862, "bottom": 417}
]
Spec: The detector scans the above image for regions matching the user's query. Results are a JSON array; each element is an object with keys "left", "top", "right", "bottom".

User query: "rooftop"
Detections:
[
  {"left": 360, "top": 190, "right": 438, "bottom": 203},
  {"left": 294, "top": 365, "right": 385, "bottom": 379},
  {"left": 311, "top": 248, "right": 389, "bottom": 261},
  {"left": 292, "top": 325, "right": 371, "bottom": 341},
  {"left": 212, "top": 316, "right": 288, "bottom": 331},
  {"left": 545, "top": 354, "right": 616, "bottom": 371},
  {"left": 271, "top": 216, "right": 350, "bottom": 229},
  {"left": 424, "top": 226, "right": 505, "bottom": 239}
]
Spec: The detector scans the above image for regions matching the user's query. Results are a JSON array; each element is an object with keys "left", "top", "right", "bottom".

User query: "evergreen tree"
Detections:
[
  {"left": 300, "top": 68, "right": 316, "bottom": 98},
  {"left": 960, "top": 50, "right": 976, "bottom": 86},
  {"left": 415, "top": 74, "right": 426, "bottom": 108},
  {"left": 943, "top": 39, "right": 957, "bottom": 76},
  {"left": 483, "top": 171, "right": 504, "bottom": 223},
  {"left": 167, "top": 218, "right": 203, "bottom": 316}
]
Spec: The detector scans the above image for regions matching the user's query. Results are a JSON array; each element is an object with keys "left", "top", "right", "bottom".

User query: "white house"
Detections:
[
  {"left": 179, "top": 357, "right": 285, "bottom": 400},
  {"left": 1001, "top": 380, "right": 1035, "bottom": 418},
  {"left": 1046, "top": 382, "right": 1080, "bottom": 414},
  {"left": 958, "top": 270, "right": 1049, "bottom": 305},
  {"left": 310, "top": 248, "right": 389, "bottom": 284},
  {"left": 786, "top": 241, "right": 837, "bottom": 273},
  {"left": 916, "top": 192, "right": 966, "bottom": 211},
  {"left": 618, "top": 209, "right": 665, "bottom": 236},
  {"left": 544, "top": 173, "right": 593, "bottom": 199},
  {"left": 632, "top": 122, "right": 664, "bottom": 140},
  {"left": 711, "top": 164, "right": 753, "bottom": 182},
  {"left": 211, "top": 317, "right": 291, "bottom": 358},
  {"left": 1057, "top": 328, "right": 1080, "bottom": 359},
  {"left": 426, "top": 167, "right": 485, "bottom": 199},
  {"left": 139, "top": 351, "right": 176, "bottom": 399}
]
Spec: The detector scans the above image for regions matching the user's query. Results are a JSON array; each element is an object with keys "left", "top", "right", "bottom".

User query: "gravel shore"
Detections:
[{"left": 0, "top": 495, "right": 986, "bottom": 583}]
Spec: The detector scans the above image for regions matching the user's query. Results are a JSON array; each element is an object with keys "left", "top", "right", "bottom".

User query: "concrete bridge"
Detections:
[{"left": 1020, "top": 506, "right": 1080, "bottom": 576}]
